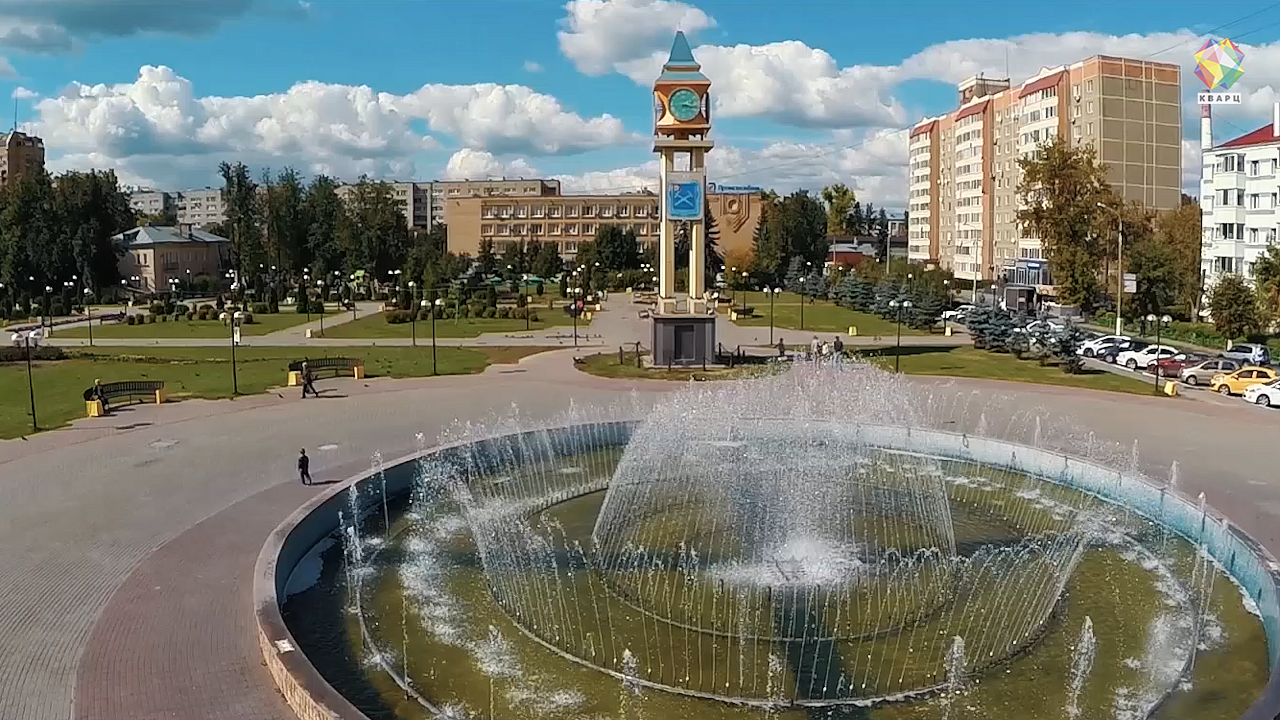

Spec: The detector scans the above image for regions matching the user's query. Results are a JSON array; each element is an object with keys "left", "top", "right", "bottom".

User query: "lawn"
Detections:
[
  {"left": 323, "top": 308, "right": 588, "bottom": 339},
  {"left": 578, "top": 351, "right": 767, "bottom": 381},
  {"left": 56, "top": 311, "right": 321, "bottom": 338},
  {"left": 0, "top": 345, "right": 554, "bottom": 439},
  {"left": 728, "top": 291, "right": 927, "bottom": 337}
]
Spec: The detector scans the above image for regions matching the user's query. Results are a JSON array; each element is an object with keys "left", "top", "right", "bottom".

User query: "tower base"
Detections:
[{"left": 651, "top": 313, "right": 717, "bottom": 367}]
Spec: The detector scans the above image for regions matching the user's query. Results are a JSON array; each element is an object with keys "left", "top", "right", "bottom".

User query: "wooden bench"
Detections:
[
  {"left": 286, "top": 357, "right": 365, "bottom": 385},
  {"left": 84, "top": 380, "right": 166, "bottom": 416}
]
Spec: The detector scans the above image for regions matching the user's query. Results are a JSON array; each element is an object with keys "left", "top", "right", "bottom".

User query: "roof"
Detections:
[
  {"left": 955, "top": 99, "right": 989, "bottom": 121},
  {"left": 114, "top": 225, "right": 230, "bottom": 247},
  {"left": 1018, "top": 70, "right": 1066, "bottom": 98},
  {"left": 658, "top": 31, "right": 708, "bottom": 84},
  {"left": 1217, "top": 123, "right": 1280, "bottom": 150},
  {"left": 910, "top": 120, "right": 938, "bottom": 139}
]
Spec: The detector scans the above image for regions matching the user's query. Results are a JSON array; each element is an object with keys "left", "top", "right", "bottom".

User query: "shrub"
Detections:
[
  {"left": 0, "top": 345, "right": 65, "bottom": 363},
  {"left": 0, "top": 306, "right": 7, "bottom": 321},
  {"left": 241, "top": 313, "right": 255, "bottom": 324},
  {"left": 159, "top": 313, "right": 169, "bottom": 322},
  {"left": 126, "top": 314, "right": 137, "bottom": 326},
  {"left": 527, "top": 310, "right": 539, "bottom": 323},
  {"left": 497, "top": 306, "right": 511, "bottom": 319},
  {"left": 145, "top": 314, "right": 156, "bottom": 324},
  {"left": 174, "top": 303, "right": 190, "bottom": 315},
  {"left": 384, "top": 310, "right": 414, "bottom": 324},
  {"left": 196, "top": 308, "right": 209, "bottom": 320},
  {"left": 483, "top": 306, "right": 497, "bottom": 319},
  {"left": 50, "top": 302, "right": 65, "bottom": 317},
  {"left": 252, "top": 302, "right": 270, "bottom": 315},
  {"left": 186, "top": 311, "right": 195, "bottom": 321},
  {"left": 443, "top": 307, "right": 456, "bottom": 319},
  {"left": 199, "top": 304, "right": 214, "bottom": 312},
  {"left": 148, "top": 301, "right": 163, "bottom": 315}
]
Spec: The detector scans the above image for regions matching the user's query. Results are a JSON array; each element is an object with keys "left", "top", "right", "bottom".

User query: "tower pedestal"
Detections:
[{"left": 651, "top": 313, "right": 716, "bottom": 367}]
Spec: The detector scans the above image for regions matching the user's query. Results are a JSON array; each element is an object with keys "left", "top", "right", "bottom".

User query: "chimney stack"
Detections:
[
  {"left": 1273, "top": 101, "right": 1279, "bottom": 138},
  {"left": 1200, "top": 103, "right": 1213, "bottom": 151}
]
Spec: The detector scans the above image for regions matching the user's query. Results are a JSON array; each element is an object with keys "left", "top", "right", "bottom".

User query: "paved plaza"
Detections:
[{"left": 3, "top": 304, "right": 1280, "bottom": 720}]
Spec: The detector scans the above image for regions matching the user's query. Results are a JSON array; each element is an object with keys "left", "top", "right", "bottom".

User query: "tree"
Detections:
[
  {"left": 219, "top": 161, "right": 265, "bottom": 283},
  {"left": 594, "top": 224, "right": 640, "bottom": 270},
  {"left": 303, "top": 175, "right": 345, "bottom": 277},
  {"left": 475, "top": 237, "right": 497, "bottom": 277},
  {"left": 835, "top": 274, "right": 858, "bottom": 308},
  {"left": 1120, "top": 203, "right": 1176, "bottom": 320},
  {"left": 875, "top": 208, "right": 890, "bottom": 262},
  {"left": 847, "top": 201, "right": 865, "bottom": 236},
  {"left": 1208, "top": 274, "right": 1262, "bottom": 340},
  {"left": 532, "top": 240, "right": 563, "bottom": 279},
  {"left": 1056, "top": 324, "right": 1086, "bottom": 374},
  {"left": 776, "top": 190, "right": 828, "bottom": 268},
  {"left": 851, "top": 274, "right": 876, "bottom": 311},
  {"left": 909, "top": 291, "right": 943, "bottom": 331},
  {"left": 750, "top": 199, "right": 786, "bottom": 283},
  {"left": 820, "top": 183, "right": 856, "bottom": 236},
  {"left": 783, "top": 256, "right": 806, "bottom": 293},
  {"left": 500, "top": 240, "right": 526, "bottom": 279},
  {"left": 52, "top": 170, "right": 134, "bottom": 292},
  {"left": 267, "top": 167, "right": 308, "bottom": 274},
  {"left": 338, "top": 177, "right": 410, "bottom": 277},
  {"left": 1016, "top": 137, "right": 1112, "bottom": 311},
  {"left": 1251, "top": 245, "right": 1280, "bottom": 323}
]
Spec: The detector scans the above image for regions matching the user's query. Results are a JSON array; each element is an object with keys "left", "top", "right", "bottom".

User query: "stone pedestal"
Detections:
[{"left": 651, "top": 313, "right": 716, "bottom": 367}]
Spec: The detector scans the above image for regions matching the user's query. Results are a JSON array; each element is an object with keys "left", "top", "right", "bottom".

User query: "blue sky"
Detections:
[{"left": 2, "top": 0, "right": 1279, "bottom": 206}]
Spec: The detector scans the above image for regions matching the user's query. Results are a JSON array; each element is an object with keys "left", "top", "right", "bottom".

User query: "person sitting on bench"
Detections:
[{"left": 91, "top": 379, "right": 110, "bottom": 412}]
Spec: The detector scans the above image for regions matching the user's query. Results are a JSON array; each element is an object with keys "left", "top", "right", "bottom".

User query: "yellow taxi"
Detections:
[{"left": 1209, "top": 366, "right": 1278, "bottom": 396}]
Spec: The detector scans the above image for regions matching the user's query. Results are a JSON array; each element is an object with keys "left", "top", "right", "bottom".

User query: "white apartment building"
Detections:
[
  {"left": 1200, "top": 103, "right": 1280, "bottom": 288},
  {"left": 128, "top": 190, "right": 177, "bottom": 219},
  {"left": 176, "top": 188, "right": 227, "bottom": 226}
]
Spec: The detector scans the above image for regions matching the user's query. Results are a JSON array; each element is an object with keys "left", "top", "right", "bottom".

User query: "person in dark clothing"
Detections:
[
  {"left": 298, "top": 448, "right": 312, "bottom": 485},
  {"left": 832, "top": 336, "right": 844, "bottom": 356},
  {"left": 301, "top": 361, "right": 319, "bottom": 398},
  {"left": 92, "top": 378, "right": 110, "bottom": 412},
  {"left": 776, "top": 338, "right": 786, "bottom": 357}
]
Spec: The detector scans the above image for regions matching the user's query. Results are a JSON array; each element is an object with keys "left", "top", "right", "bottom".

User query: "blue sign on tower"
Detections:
[{"left": 665, "top": 179, "right": 704, "bottom": 221}]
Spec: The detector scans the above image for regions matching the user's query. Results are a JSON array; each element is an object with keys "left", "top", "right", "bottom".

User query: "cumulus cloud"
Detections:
[
  {"left": 10, "top": 84, "right": 34, "bottom": 99},
  {"left": 558, "top": 0, "right": 713, "bottom": 75},
  {"left": 443, "top": 149, "right": 539, "bottom": 180},
  {"left": 0, "top": 0, "right": 289, "bottom": 54},
  {"left": 33, "top": 64, "right": 634, "bottom": 188},
  {"left": 523, "top": 60, "right": 544, "bottom": 73}
]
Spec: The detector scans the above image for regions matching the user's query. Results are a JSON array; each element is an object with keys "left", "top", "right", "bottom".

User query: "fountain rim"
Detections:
[{"left": 254, "top": 419, "right": 1280, "bottom": 720}]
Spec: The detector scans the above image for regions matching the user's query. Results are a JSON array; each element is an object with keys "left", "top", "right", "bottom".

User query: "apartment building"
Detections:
[
  {"left": 0, "top": 130, "right": 45, "bottom": 187},
  {"left": 176, "top": 188, "right": 228, "bottom": 226},
  {"left": 1199, "top": 103, "right": 1280, "bottom": 288},
  {"left": 334, "top": 178, "right": 562, "bottom": 230},
  {"left": 444, "top": 191, "right": 762, "bottom": 260},
  {"left": 908, "top": 55, "right": 1182, "bottom": 293},
  {"left": 129, "top": 190, "right": 178, "bottom": 219}
]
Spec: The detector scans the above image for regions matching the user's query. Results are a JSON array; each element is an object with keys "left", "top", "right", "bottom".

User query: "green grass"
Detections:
[
  {"left": 0, "top": 345, "right": 554, "bottom": 439},
  {"left": 56, "top": 311, "right": 321, "bottom": 338},
  {"left": 728, "top": 291, "right": 926, "bottom": 337},
  {"left": 323, "top": 307, "right": 588, "bottom": 339},
  {"left": 862, "top": 345, "right": 1163, "bottom": 395}
]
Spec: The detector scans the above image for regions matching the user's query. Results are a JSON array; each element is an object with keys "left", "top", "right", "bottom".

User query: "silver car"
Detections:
[
  {"left": 1180, "top": 357, "right": 1240, "bottom": 386},
  {"left": 1222, "top": 343, "right": 1272, "bottom": 366}
]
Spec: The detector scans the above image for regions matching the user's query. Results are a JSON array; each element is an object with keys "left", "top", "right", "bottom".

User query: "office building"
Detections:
[
  {"left": 908, "top": 55, "right": 1183, "bottom": 292},
  {"left": 444, "top": 190, "right": 763, "bottom": 260},
  {"left": 1199, "top": 102, "right": 1280, "bottom": 288},
  {"left": 0, "top": 130, "right": 45, "bottom": 187}
]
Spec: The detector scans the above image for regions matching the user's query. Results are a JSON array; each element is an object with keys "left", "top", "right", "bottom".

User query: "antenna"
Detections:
[
  {"left": 1005, "top": 44, "right": 1010, "bottom": 79},
  {"left": 12, "top": 98, "right": 16, "bottom": 132}
]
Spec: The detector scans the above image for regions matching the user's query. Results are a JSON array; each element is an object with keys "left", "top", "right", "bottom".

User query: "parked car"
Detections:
[
  {"left": 942, "top": 304, "right": 976, "bottom": 322},
  {"left": 1100, "top": 340, "right": 1146, "bottom": 364},
  {"left": 1024, "top": 319, "right": 1066, "bottom": 336},
  {"left": 1147, "top": 353, "right": 1201, "bottom": 377},
  {"left": 1221, "top": 343, "right": 1272, "bottom": 367},
  {"left": 1242, "top": 378, "right": 1280, "bottom": 407},
  {"left": 1078, "top": 334, "right": 1131, "bottom": 358},
  {"left": 1209, "top": 366, "right": 1279, "bottom": 396},
  {"left": 1115, "top": 344, "right": 1178, "bottom": 370},
  {"left": 1179, "top": 357, "right": 1240, "bottom": 386}
]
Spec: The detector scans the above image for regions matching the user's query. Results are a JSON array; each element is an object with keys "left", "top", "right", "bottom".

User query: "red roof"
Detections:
[
  {"left": 1218, "top": 123, "right": 1280, "bottom": 150},
  {"left": 1018, "top": 70, "right": 1065, "bottom": 99},
  {"left": 910, "top": 121, "right": 937, "bottom": 139},
  {"left": 955, "top": 100, "right": 989, "bottom": 121}
]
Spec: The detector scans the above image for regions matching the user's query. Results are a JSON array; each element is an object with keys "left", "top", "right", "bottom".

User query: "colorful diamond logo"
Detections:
[{"left": 1194, "top": 38, "right": 1245, "bottom": 91}]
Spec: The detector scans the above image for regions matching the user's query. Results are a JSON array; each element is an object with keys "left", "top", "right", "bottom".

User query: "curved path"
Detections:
[{"left": 2, "top": 349, "right": 1280, "bottom": 720}]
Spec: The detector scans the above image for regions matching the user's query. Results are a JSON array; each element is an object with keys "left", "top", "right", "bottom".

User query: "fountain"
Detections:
[{"left": 272, "top": 361, "right": 1276, "bottom": 720}]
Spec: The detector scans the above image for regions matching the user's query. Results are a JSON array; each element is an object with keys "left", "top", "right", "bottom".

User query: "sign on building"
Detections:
[
  {"left": 1194, "top": 38, "right": 1245, "bottom": 105},
  {"left": 664, "top": 172, "right": 704, "bottom": 221},
  {"left": 1123, "top": 273, "right": 1137, "bottom": 294},
  {"left": 707, "top": 182, "right": 762, "bottom": 194}
]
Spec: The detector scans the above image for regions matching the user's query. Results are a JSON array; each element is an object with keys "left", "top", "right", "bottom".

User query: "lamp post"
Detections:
[
  {"left": 83, "top": 288, "right": 94, "bottom": 346},
  {"left": 413, "top": 297, "right": 424, "bottom": 347},
  {"left": 740, "top": 271, "right": 749, "bottom": 313},
  {"left": 1147, "top": 313, "right": 1172, "bottom": 392},
  {"left": 43, "top": 285, "right": 51, "bottom": 328},
  {"left": 350, "top": 273, "right": 358, "bottom": 321},
  {"left": 798, "top": 276, "right": 807, "bottom": 330},
  {"left": 316, "top": 279, "right": 325, "bottom": 336},
  {"left": 229, "top": 310, "right": 245, "bottom": 395},
  {"left": 943, "top": 279, "right": 951, "bottom": 335},
  {"left": 766, "top": 286, "right": 782, "bottom": 344},
  {"left": 22, "top": 331, "right": 37, "bottom": 432},
  {"left": 889, "top": 298, "right": 914, "bottom": 373},
  {"left": 571, "top": 287, "right": 583, "bottom": 346},
  {"left": 1097, "top": 201, "right": 1124, "bottom": 335},
  {"left": 431, "top": 297, "right": 444, "bottom": 374},
  {"left": 990, "top": 283, "right": 998, "bottom": 310}
]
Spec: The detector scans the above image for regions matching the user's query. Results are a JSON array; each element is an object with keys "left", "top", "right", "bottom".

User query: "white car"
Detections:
[
  {"left": 1078, "top": 335, "right": 1131, "bottom": 358},
  {"left": 1243, "top": 379, "right": 1280, "bottom": 408},
  {"left": 1114, "top": 344, "right": 1177, "bottom": 370},
  {"left": 942, "top": 304, "right": 976, "bottom": 322}
]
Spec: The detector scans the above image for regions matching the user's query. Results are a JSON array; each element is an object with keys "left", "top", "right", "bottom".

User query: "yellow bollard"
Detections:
[
  {"left": 352, "top": 365, "right": 366, "bottom": 380},
  {"left": 847, "top": 326, "right": 857, "bottom": 336},
  {"left": 154, "top": 388, "right": 167, "bottom": 404},
  {"left": 1163, "top": 381, "right": 1180, "bottom": 397},
  {"left": 585, "top": 311, "right": 594, "bottom": 321},
  {"left": 86, "top": 400, "right": 104, "bottom": 417},
  {"left": 287, "top": 370, "right": 302, "bottom": 387},
  {"left": 944, "top": 326, "right": 953, "bottom": 336}
]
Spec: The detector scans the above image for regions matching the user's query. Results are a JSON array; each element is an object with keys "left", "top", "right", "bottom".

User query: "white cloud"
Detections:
[
  {"left": 10, "top": 85, "right": 34, "bottom": 99},
  {"left": 558, "top": 0, "right": 713, "bottom": 75},
  {"left": 34, "top": 64, "right": 634, "bottom": 188},
  {"left": 523, "top": 60, "right": 544, "bottom": 73},
  {"left": 443, "top": 149, "right": 539, "bottom": 181}
]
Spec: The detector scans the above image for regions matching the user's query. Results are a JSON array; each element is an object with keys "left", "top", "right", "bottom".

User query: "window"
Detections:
[
  {"left": 566, "top": 205, "right": 579, "bottom": 217},
  {"left": 1250, "top": 160, "right": 1260, "bottom": 177},
  {"left": 1086, "top": 101, "right": 1094, "bottom": 114},
  {"left": 1086, "top": 122, "right": 1094, "bottom": 135},
  {"left": 1086, "top": 79, "right": 1094, "bottom": 93},
  {"left": 1249, "top": 228, "right": 1259, "bottom": 243},
  {"left": 1249, "top": 193, "right": 1260, "bottom": 209},
  {"left": 530, "top": 223, "right": 543, "bottom": 234}
]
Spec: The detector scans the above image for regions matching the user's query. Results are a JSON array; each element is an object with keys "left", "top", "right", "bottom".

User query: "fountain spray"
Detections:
[{"left": 1065, "top": 616, "right": 1097, "bottom": 719}]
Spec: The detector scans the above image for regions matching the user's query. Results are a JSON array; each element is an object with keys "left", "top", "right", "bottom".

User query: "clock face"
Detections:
[{"left": 669, "top": 88, "right": 701, "bottom": 122}]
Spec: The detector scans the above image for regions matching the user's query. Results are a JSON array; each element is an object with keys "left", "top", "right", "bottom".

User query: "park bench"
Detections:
[
  {"left": 286, "top": 357, "right": 365, "bottom": 386},
  {"left": 83, "top": 380, "right": 166, "bottom": 417}
]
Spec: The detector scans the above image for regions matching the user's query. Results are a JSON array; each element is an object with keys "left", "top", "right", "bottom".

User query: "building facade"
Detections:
[
  {"left": 0, "top": 131, "right": 45, "bottom": 187},
  {"left": 114, "top": 224, "right": 231, "bottom": 293},
  {"left": 908, "top": 55, "right": 1183, "bottom": 293},
  {"left": 129, "top": 190, "right": 178, "bottom": 220},
  {"left": 444, "top": 190, "right": 762, "bottom": 260},
  {"left": 1199, "top": 103, "right": 1280, "bottom": 288},
  {"left": 176, "top": 188, "right": 228, "bottom": 227}
]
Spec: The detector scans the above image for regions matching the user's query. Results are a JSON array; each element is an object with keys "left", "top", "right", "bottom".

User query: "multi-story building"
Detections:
[
  {"left": 129, "top": 190, "right": 178, "bottom": 220},
  {"left": 334, "top": 178, "right": 562, "bottom": 230},
  {"left": 336, "top": 181, "right": 432, "bottom": 230},
  {"left": 1200, "top": 103, "right": 1280, "bottom": 288},
  {"left": 444, "top": 190, "right": 762, "bottom": 261},
  {"left": 908, "top": 55, "right": 1183, "bottom": 294},
  {"left": 0, "top": 130, "right": 45, "bottom": 187},
  {"left": 176, "top": 188, "right": 228, "bottom": 227},
  {"left": 114, "top": 224, "right": 231, "bottom": 293}
]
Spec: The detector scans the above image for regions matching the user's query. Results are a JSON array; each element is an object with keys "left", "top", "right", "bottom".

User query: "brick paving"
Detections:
[{"left": 3, "top": 313, "right": 1280, "bottom": 719}]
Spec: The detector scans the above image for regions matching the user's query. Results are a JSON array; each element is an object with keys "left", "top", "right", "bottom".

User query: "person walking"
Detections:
[
  {"left": 810, "top": 335, "right": 821, "bottom": 358},
  {"left": 298, "top": 448, "right": 312, "bottom": 485},
  {"left": 776, "top": 338, "right": 787, "bottom": 357},
  {"left": 301, "top": 361, "right": 319, "bottom": 398},
  {"left": 832, "top": 335, "right": 844, "bottom": 356}
]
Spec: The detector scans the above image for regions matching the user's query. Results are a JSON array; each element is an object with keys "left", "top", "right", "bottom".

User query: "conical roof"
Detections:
[{"left": 658, "top": 31, "right": 708, "bottom": 83}]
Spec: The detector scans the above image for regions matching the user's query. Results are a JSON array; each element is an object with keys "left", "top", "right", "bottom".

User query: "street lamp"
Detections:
[
  {"left": 43, "top": 285, "right": 51, "bottom": 326},
  {"left": 229, "top": 310, "right": 246, "bottom": 395},
  {"left": 525, "top": 295, "right": 533, "bottom": 330},
  {"left": 413, "top": 297, "right": 425, "bottom": 347},
  {"left": 740, "top": 271, "right": 749, "bottom": 313},
  {"left": 798, "top": 276, "right": 807, "bottom": 330},
  {"left": 431, "top": 297, "right": 444, "bottom": 374},
  {"left": 83, "top": 288, "right": 94, "bottom": 346},
  {"left": 943, "top": 279, "right": 952, "bottom": 334},
  {"left": 315, "top": 279, "right": 326, "bottom": 336},
  {"left": 572, "top": 287, "right": 583, "bottom": 346},
  {"left": 21, "top": 330, "right": 37, "bottom": 432},
  {"left": 765, "top": 286, "right": 783, "bottom": 344},
  {"left": 1097, "top": 201, "right": 1124, "bottom": 335},
  {"left": 1146, "top": 313, "right": 1173, "bottom": 392},
  {"left": 888, "top": 298, "right": 914, "bottom": 373}
]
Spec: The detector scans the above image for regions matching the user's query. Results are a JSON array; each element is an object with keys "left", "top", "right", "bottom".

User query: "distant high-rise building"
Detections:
[
  {"left": 907, "top": 55, "right": 1183, "bottom": 293},
  {"left": 0, "top": 130, "right": 45, "bottom": 187},
  {"left": 176, "top": 188, "right": 228, "bottom": 226},
  {"left": 129, "top": 190, "right": 178, "bottom": 220}
]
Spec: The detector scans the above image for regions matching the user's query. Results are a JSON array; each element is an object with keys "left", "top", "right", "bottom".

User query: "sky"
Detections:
[{"left": 2, "top": 0, "right": 1280, "bottom": 209}]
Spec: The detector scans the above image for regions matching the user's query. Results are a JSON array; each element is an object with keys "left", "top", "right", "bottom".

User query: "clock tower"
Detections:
[{"left": 650, "top": 31, "right": 717, "bottom": 366}]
